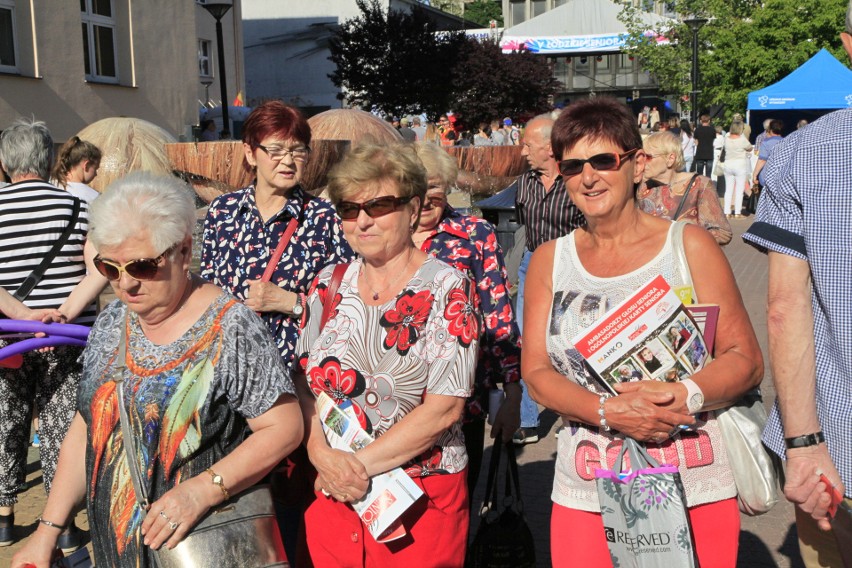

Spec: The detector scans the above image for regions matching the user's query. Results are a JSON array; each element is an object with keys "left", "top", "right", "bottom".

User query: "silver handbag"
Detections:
[
  {"left": 715, "top": 391, "right": 782, "bottom": 516},
  {"left": 114, "top": 318, "right": 289, "bottom": 567}
]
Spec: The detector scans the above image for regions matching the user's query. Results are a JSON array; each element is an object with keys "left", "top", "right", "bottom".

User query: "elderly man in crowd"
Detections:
[{"left": 743, "top": 3, "right": 852, "bottom": 566}]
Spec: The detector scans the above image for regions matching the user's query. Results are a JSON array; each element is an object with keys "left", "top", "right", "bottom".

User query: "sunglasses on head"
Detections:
[
  {"left": 336, "top": 195, "right": 413, "bottom": 220},
  {"left": 558, "top": 148, "right": 640, "bottom": 178},
  {"left": 93, "top": 246, "right": 176, "bottom": 281},
  {"left": 420, "top": 195, "right": 446, "bottom": 211}
]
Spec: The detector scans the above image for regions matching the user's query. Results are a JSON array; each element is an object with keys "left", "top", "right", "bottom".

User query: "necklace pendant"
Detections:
[{"left": 372, "top": 292, "right": 379, "bottom": 301}]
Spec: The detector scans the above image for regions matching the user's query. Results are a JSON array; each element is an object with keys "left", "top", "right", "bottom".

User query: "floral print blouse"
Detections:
[
  {"left": 419, "top": 206, "right": 522, "bottom": 422},
  {"left": 295, "top": 257, "right": 480, "bottom": 475},
  {"left": 77, "top": 296, "right": 295, "bottom": 567},
  {"left": 637, "top": 175, "right": 732, "bottom": 246},
  {"left": 200, "top": 185, "right": 355, "bottom": 369}
]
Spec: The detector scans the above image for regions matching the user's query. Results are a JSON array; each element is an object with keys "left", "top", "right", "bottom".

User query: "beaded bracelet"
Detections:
[
  {"left": 598, "top": 394, "right": 612, "bottom": 432},
  {"left": 36, "top": 516, "right": 67, "bottom": 531}
]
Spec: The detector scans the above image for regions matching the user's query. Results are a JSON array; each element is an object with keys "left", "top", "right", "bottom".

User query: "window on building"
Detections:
[
  {"left": 510, "top": 0, "right": 525, "bottom": 26},
  {"left": 81, "top": 0, "right": 117, "bottom": 82},
  {"left": 0, "top": 0, "right": 16, "bottom": 72},
  {"left": 532, "top": 0, "right": 546, "bottom": 17},
  {"left": 198, "top": 39, "right": 212, "bottom": 77},
  {"left": 595, "top": 55, "right": 610, "bottom": 71},
  {"left": 620, "top": 53, "right": 634, "bottom": 69},
  {"left": 555, "top": 0, "right": 568, "bottom": 6},
  {"left": 575, "top": 56, "right": 590, "bottom": 74}
]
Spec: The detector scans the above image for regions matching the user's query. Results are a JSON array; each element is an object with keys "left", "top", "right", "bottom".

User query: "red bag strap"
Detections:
[
  {"left": 320, "top": 263, "right": 349, "bottom": 329},
  {"left": 261, "top": 201, "right": 306, "bottom": 283}
]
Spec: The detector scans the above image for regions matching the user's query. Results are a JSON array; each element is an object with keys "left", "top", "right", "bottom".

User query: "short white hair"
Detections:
[
  {"left": 89, "top": 172, "right": 196, "bottom": 253},
  {"left": 0, "top": 118, "right": 53, "bottom": 179}
]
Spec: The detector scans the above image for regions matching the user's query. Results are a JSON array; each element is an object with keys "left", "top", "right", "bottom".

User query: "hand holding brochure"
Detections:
[
  {"left": 315, "top": 391, "right": 423, "bottom": 542},
  {"left": 571, "top": 275, "right": 712, "bottom": 394}
]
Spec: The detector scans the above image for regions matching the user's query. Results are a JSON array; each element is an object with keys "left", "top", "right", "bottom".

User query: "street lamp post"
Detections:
[
  {"left": 684, "top": 16, "right": 707, "bottom": 127},
  {"left": 202, "top": 2, "right": 233, "bottom": 139}
]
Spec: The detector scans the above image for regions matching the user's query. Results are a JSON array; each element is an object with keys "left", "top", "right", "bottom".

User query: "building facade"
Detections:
[
  {"left": 501, "top": 0, "right": 677, "bottom": 108},
  {"left": 0, "top": 0, "right": 244, "bottom": 141}
]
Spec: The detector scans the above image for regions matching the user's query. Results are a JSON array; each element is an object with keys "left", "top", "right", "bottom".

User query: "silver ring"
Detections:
[
  {"left": 168, "top": 520, "right": 179, "bottom": 531},
  {"left": 159, "top": 510, "right": 170, "bottom": 521}
]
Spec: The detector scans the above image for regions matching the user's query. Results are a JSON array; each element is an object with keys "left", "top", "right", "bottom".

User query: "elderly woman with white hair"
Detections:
[
  {"left": 640, "top": 131, "right": 732, "bottom": 245},
  {"left": 411, "top": 142, "right": 522, "bottom": 496},
  {"left": 0, "top": 118, "right": 94, "bottom": 552},
  {"left": 12, "top": 172, "right": 302, "bottom": 568}
]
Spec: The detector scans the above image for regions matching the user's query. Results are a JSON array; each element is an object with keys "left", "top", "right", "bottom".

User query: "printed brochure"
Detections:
[
  {"left": 571, "top": 275, "right": 712, "bottom": 394},
  {"left": 316, "top": 391, "right": 423, "bottom": 542}
]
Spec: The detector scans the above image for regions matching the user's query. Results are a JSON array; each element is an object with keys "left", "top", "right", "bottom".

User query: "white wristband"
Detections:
[{"left": 680, "top": 378, "right": 705, "bottom": 414}]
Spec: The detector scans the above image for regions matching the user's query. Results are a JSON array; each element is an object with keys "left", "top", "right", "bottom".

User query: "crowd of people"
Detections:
[{"left": 2, "top": 5, "right": 851, "bottom": 566}]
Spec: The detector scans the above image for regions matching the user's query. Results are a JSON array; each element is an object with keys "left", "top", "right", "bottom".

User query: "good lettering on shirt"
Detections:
[{"left": 574, "top": 429, "right": 715, "bottom": 481}]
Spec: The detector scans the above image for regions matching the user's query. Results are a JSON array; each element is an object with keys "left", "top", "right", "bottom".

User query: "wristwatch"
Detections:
[
  {"left": 291, "top": 293, "right": 304, "bottom": 318},
  {"left": 206, "top": 468, "right": 230, "bottom": 501},
  {"left": 785, "top": 431, "right": 825, "bottom": 449},
  {"left": 680, "top": 378, "right": 705, "bottom": 414}
]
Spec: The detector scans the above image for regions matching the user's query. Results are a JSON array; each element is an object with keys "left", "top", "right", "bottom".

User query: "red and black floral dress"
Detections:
[{"left": 296, "top": 256, "right": 479, "bottom": 476}]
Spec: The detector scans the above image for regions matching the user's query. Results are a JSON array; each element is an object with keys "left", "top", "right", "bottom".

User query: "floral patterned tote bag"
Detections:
[{"left": 595, "top": 438, "right": 698, "bottom": 568}]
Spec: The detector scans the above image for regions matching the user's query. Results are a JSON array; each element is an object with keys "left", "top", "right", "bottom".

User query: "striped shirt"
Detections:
[
  {"left": 0, "top": 180, "right": 95, "bottom": 324},
  {"left": 743, "top": 108, "right": 852, "bottom": 496},
  {"left": 514, "top": 169, "right": 585, "bottom": 251}
]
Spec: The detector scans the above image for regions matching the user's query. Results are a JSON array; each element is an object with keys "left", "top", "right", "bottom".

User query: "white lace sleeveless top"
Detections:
[{"left": 547, "top": 221, "right": 736, "bottom": 511}]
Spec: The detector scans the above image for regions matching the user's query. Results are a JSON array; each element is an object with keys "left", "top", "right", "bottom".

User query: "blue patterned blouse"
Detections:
[{"left": 200, "top": 185, "right": 355, "bottom": 368}]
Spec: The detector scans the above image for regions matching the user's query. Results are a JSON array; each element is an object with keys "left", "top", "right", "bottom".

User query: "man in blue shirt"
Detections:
[
  {"left": 751, "top": 119, "right": 783, "bottom": 187},
  {"left": 743, "top": 7, "right": 852, "bottom": 565}
]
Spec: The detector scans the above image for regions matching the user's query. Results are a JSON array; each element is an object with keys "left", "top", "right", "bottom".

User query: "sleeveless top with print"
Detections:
[{"left": 546, "top": 221, "right": 736, "bottom": 512}]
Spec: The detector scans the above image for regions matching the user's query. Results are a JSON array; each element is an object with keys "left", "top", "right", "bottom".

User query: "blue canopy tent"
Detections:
[{"left": 747, "top": 49, "right": 852, "bottom": 136}]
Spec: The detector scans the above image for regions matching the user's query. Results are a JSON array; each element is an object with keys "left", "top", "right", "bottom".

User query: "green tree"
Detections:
[
  {"left": 450, "top": 38, "right": 558, "bottom": 126},
  {"left": 464, "top": 0, "right": 503, "bottom": 27},
  {"left": 328, "top": 0, "right": 465, "bottom": 119},
  {"left": 620, "top": 0, "right": 848, "bottom": 121}
]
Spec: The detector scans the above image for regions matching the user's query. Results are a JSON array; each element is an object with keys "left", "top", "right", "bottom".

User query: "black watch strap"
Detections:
[{"left": 785, "top": 431, "right": 825, "bottom": 449}]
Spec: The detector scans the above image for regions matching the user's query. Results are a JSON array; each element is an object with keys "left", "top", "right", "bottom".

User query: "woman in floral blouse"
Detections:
[
  {"left": 200, "top": 101, "right": 355, "bottom": 370},
  {"left": 412, "top": 142, "right": 522, "bottom": 495},
  {"left": 639, "top": 131, "right": 732, "bottom": 245},
  {"left": 295, "top": 144, "right": 480, "bottom": 566}
]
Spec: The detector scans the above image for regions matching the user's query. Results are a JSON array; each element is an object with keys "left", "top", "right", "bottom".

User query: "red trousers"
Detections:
[
  {"left": 551, "top": 498, "right": 740, "bottom": 567},
  {"left": 304, "top": 470, "right": 468, "bottom": 567}
]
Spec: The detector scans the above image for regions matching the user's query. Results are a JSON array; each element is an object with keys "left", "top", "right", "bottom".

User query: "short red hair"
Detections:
[{"left": 241, "top": 101, "right": 311, "bottom": 172}]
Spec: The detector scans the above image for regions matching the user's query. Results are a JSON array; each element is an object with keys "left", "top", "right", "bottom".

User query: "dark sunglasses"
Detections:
[
  {"left": 420, "top": 196, "right": 446, "bottom": 211},
  {"left": 337, "top": 195, "right": 413, "bottom": 220},
  {"left": 93, "top": 246, "right": 175, "bottom": 281},
  {"left": 558, "top": 148, "right": 640, "bottom": 178}
]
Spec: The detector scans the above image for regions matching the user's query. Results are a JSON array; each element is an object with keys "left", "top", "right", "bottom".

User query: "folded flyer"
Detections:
[
  {"left": 316, "top": 391, "right": 423, "bottom": 542},
  {"left": 571, "top": 275, "right": 711, "bottom": 394}
]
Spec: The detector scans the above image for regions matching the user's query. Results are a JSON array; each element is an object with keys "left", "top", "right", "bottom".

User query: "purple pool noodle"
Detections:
[
  {"left": 0, "top": 335, "right": 88, "bottom": 360},
  {"left": 0, "top": 320, "right": 91, "bottom": 340}
]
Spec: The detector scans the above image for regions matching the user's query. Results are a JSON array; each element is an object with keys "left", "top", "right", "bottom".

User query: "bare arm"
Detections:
[
  {"left": 0, "top": 288, "right": 32, "bottom": 319},
  {"left": 142, "top": 394, "right": 303, "bottom": 550},
  {"left": 11, "top": 414, "right": 88, "bottom": 568},
  {"left": 59, "top": 240, "right": 108, "bottom": 321},
  {"left": 752, "top": 159, "right": 767, "bottom": 185},
  {"left": 355, "top": 393, "right": 465, "bottom": 477},
  {"left": 521, "top": 241, "right": 695, "bottom": 442},
  {"left": 767, "top": 252, "right": 842, "bottom": 530}
]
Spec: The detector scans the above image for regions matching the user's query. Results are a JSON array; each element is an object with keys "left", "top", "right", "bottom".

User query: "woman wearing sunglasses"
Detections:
[
  {"left": 412, "top": 142, "right": 522, "bottom": 498},
  {"left": 639, "top": 131, "right": 732, "bottom": 245},
  {"left": 12, "top": 172, "right": 303, "bottom": 568},
  {"left": 294, "top": 144, "right": 479, "bottom": 566},
  {"left": 521, "top": 97, "right": 762, "bottom": 566}
]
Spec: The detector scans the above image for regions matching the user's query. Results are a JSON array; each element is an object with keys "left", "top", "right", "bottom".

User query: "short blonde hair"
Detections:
[
  {"left": 413, "top": 142, "right": 458, "bottom": 189},
  {"left": 643, "top": 131, "right": 684, "bottom": 172},
  {"left": 729, "top": 121, "right": 745, "bottom": 135},
  {"left": 327, "top": 144, "right": 427, "bottom": 207}
]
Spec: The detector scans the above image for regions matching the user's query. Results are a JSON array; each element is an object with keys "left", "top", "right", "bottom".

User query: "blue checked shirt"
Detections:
[{"left": 743, "top": 108, "right": 852, "bottom": 496}]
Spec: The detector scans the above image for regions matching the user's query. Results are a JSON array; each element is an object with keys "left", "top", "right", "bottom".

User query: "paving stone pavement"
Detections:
[{"left": 1, "top": 216, "right": 804, "bottom": 567}]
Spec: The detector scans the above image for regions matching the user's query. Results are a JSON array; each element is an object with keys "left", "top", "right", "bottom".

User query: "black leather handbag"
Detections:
[{"left": 466, "top": 440, "right": 536, "bottom": 568}]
